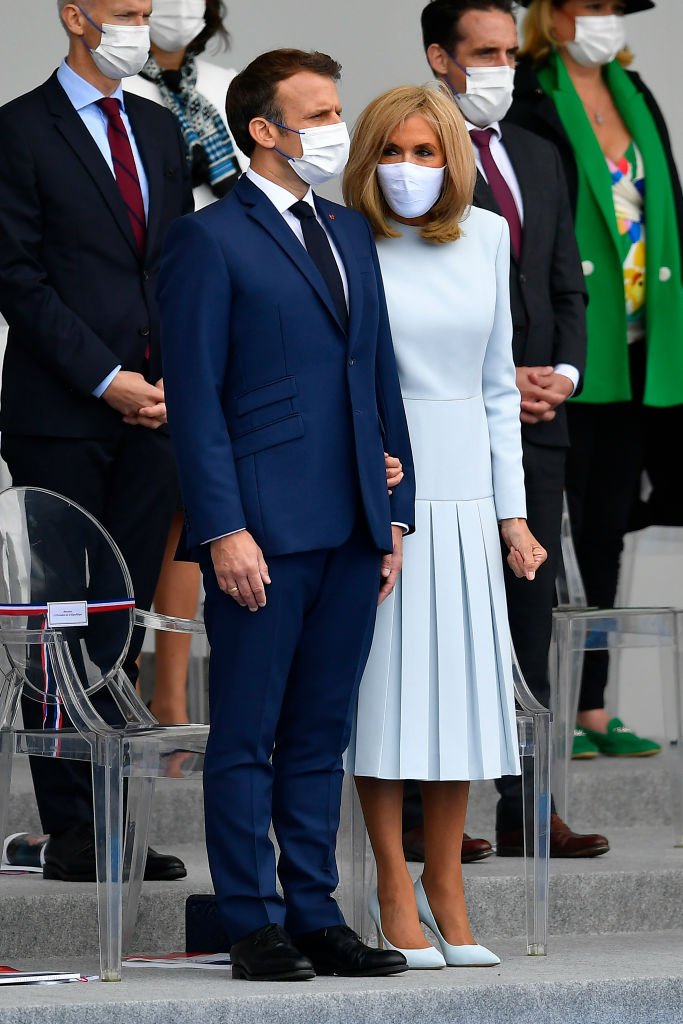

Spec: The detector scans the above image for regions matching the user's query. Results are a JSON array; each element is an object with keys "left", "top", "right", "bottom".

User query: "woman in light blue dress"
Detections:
[{"left": 343, "top": 85, "right": 547, "bottom": 969}]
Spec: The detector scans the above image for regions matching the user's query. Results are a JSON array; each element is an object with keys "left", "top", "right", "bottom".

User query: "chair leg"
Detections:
[
  {"left": 187, "top": 651, "right": 209, "bottom": 725},
  {"left": 670, "top": 615, "right": 683, "bottom": 848},
  {"left": 122, "top": 775, "right": 155, "bottom": 950},
  {"left": 521, "top": 714, "right": 551, "bottom": 956},
  {"left": 351, "top": 781, "right": 374, "bottom": 945},
  {"left": 551, "top": 616, "right": 583, "bottom": 821},
  {"left": 92, "top": 740, "right": 125, "bottom": 982},
  {"left": 0, "top": 729, "right": 15, "bottom": 859}
]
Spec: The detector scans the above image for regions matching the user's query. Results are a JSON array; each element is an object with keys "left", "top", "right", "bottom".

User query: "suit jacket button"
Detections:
[
  {"left": 659, "top": 266, "right": 672, "bottom": 282},
  {"left": 348, "top": 358, "right": 355, "bottom": 367},
  {"left": 139, "top": 326, "right": 150, "bottom": 336},
  {"left": 142, "top": 270, "right": 150, "bottom": 281},
  {"left": 519, "top": 272, "right": 526, "bottom": 284}
]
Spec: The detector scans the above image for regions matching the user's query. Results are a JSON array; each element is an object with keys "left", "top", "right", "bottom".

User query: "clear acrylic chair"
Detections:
[
  {"left": 550, "top": 494, "right": 680, "bottom": 827},
  {"left": 337, "top": 643, "right": 552, "bottom": 956},
  {"left": 0, "top": 486, "right": 208, "bottom": 981}
]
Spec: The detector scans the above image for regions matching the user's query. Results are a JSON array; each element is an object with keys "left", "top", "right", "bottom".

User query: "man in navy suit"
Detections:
[
  {"left": 0, "top": 0, "right": 192, "bottom": 882},
  {"left": 159, "top": 48, "right": 415, "bottom": 982}
]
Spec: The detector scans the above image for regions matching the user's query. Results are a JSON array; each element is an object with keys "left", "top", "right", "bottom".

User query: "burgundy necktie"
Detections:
[
  {"left": 97, "top": 97, "right": 147, "bottom": 256},
  {"left": 470, "top": 128, "right": 522, "bottom": 259}
]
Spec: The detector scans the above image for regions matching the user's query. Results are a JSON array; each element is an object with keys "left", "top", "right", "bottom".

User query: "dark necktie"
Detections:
[
  {"left": 97, "top": 97, "right": 147, "bottom": 256},
  {"left": 289, "top": 200, "right": 348, "bottom": 331},
  {"left": 469, "top": 128, "right": 522, "bottom": 259}
]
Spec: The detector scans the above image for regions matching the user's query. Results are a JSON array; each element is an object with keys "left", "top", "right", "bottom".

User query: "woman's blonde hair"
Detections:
[
  {"left": 519, "top": 0, "right": 633, "bottom": 67},
  {"left": 342, "top": 83, "right": 475, "bottom": 245}
]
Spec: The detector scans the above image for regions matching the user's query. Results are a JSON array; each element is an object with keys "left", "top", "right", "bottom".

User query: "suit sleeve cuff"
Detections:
[
  {"left": 201, "top": 528, "right": 246, "bottom": 544},
  {"left": 554, "top": 363, "right": 580, "bottom": 396},
  {"left": 92, "top": 365, "right": 121, "bottom": 398}
]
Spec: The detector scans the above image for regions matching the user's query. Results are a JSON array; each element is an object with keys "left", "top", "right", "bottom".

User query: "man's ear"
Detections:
[
  {"left": 426, "top": 43, "right": 449, "bottom": 76},
  {"left": 61, "top": 3, "right": 87, "bottom": 37},
  {"left": 249, "top": 117, "right": 278, "bottom": 150}
]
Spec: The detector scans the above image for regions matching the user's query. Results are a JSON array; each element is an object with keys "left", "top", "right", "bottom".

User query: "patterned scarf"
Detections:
[{"left": 141, "top": 54, "right": 239, "bottom": 198}]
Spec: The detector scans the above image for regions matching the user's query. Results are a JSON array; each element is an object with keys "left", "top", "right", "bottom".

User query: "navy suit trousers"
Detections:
[{"left": 201, "top": 519, "right": 381, "bottom": 944}]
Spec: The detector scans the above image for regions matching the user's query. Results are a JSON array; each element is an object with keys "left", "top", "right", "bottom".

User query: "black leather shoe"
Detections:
[
  {"left": 42, "top": 822, "right": 187, "bottom": 881},
  {"left": 230, "top": 924, "right": 316, "bottom": 981},
  {"left": 295, "top": 925, "right": 408, "bottom": 977}
]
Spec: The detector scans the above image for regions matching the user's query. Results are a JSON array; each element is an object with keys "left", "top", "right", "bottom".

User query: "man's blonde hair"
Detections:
[
  {"left": 519, "top": 0, "right": 633, "bottom": 67},
  {"left": 343, "top": 83, "right": 475, "bottom": 245}
]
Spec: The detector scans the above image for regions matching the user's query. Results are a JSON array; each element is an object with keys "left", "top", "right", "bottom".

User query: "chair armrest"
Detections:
[{"left": 134, "top": 608, "right": 205, "bottom": 635}]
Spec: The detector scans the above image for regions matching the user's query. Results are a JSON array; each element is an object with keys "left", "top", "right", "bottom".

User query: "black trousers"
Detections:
[
  {"left": 1, "top": 428, "right": 177, "bottom": 835},
  {"left": 404, "top": 442, "right": 565, "bottom": 835},
  {"left": 564, "top": 343, "right": 646, "bottom": 712}
]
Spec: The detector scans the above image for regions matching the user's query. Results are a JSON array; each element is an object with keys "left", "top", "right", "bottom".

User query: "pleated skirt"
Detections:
[{"left": 345, "top": 497, "right": 521, "bottom": 781}]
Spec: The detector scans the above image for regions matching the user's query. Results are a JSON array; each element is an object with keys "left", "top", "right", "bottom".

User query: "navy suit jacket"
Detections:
[
  {"left": 0, "top": 71, "right": 193, "bottom": 438},
  {"left": 158, "top": 174, "right": 415, "bottom": 558}
]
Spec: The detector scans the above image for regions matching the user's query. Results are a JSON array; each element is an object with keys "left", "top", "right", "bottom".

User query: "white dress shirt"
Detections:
[
  {"left": 467, "top": 119, "right": 579, "bottom": 394},
  {"left": 245, "top": 168, "right": 349, "bottom": 309},
  {"left": 57, "top": 59, "right": 151, "bottom": 397}
]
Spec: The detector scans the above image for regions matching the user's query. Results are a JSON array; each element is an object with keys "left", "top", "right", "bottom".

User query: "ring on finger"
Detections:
[{"left": 228, "top": 586, "right": 239, "bottom": 593}]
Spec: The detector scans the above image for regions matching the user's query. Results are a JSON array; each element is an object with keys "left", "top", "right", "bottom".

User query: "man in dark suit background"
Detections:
[
  {"left": 400, "top": 0, "right": 609, "bottom": 860},
  {"left": 0, "top": 0, "right": 192, "bottom": 880},
  {"left": 158, "top": 48, "right": 414, "bottom": 981}
]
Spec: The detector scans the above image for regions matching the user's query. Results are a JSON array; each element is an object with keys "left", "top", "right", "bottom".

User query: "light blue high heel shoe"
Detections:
[
  {"left": 414, "top": 878, "right": 501, "bottom": 967},
  {"left": 368, "top": 889, "right": 446, "bottom": 970}
]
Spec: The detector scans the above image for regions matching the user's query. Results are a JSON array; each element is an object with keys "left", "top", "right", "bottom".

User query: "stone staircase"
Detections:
[{"left": 1, "top": 751, "right": 682, "bottom": 1023}]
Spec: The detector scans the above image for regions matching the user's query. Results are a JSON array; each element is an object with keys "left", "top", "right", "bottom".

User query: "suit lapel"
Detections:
[
  {"left": 125, "top": 97, "right": 163, "bottom": 261},
  {"left": 45, "top": 73, "right": 139, "bottom": 257},
  {"left": 498, "top": 125, "right": 544, "bottom": 267},
  {"left": 238, "top": 177, "right": 345, "bottom": 335},
  {"left": 473, "top": 169, "right": 499, "bottom": 216}
]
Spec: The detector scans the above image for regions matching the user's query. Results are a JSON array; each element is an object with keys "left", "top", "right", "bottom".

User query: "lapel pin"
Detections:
[{"left": 329, "top": 213, "right": 335, "bottom": 220}]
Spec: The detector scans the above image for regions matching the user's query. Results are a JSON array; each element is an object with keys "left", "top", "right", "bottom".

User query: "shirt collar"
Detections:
[
  {"left": 246, "top": 167, "right": 316, "bottom": 216},
  {"left": 57, "top": 58, "right": 126, "bottom": 113},
  {"left": 465, "top": 118, "right": 503, "bottom": 140}
]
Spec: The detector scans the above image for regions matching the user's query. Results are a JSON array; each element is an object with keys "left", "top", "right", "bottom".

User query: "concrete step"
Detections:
[
  {"left": 2, "top": 828, "right": 683, "bottom": 960},
  {"left": 4, "top": 747, "right": 680, "bottom": 847},
  {"left": 2, "top": 931, "right": 683, "bottom": 1024}
]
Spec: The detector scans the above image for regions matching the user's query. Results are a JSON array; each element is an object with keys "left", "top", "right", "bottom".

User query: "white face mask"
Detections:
[
  {"left": 376, "top": 162, "right": 446, "bottom": 219},
  {"left": 149, "top": 0, "right": 206, "bottom": 53},
  {"left": 566, "top": 15, "right": 627, "bottom": 67},
  {"left": 271, "top": 121, "right": 351, "bottom": 186},
  {"left": 79, "top": 8, "right": 150, "bottom": 79},
  {"left": 452, "top": 65, "right": 516, "bottom": 128}
]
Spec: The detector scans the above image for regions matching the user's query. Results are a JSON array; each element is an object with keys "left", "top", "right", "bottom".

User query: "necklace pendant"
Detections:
[{"left": 595, "top": 112, "right": 605, "bottom": 126}]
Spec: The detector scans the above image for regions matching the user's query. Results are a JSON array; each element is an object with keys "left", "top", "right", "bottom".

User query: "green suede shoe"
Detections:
[
  {"left": 584, "top": 718, "right": 662, "bottom": 757},
  {"left": 571, "top": 727, "right": 600, "bottom": 759}
]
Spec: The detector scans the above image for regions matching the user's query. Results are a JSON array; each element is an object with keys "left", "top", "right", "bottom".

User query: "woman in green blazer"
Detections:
[{"left": 510, "top": 0, "right": 683, "bottom": 758}]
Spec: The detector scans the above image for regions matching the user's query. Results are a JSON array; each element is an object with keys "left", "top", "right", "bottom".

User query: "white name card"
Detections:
[{"left": 47, "top": 601, "right": 89, "bottom": 628}]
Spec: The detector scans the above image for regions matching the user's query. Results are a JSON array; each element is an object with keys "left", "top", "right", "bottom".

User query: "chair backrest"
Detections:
[
  {"left": 555, "top": 493, "right": 588, "bottom": 609},
  {"left": 0, "top": 487, "right": 135, "bottom": 713}
]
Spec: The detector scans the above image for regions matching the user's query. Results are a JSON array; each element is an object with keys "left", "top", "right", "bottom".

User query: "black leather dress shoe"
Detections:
[
  {"left": 230, "top": 924, "right": 316, "bottom": 982},
  {"left": 42, "top": 822, "right": 187, "bottom": 881},
  {"left": 295, "top": 925, "right": 408, "bottom": 977}
]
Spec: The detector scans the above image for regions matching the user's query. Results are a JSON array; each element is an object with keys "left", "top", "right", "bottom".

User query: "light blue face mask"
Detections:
[{"left": 263, "top": 117, "right": 350, "bottom": 186}]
